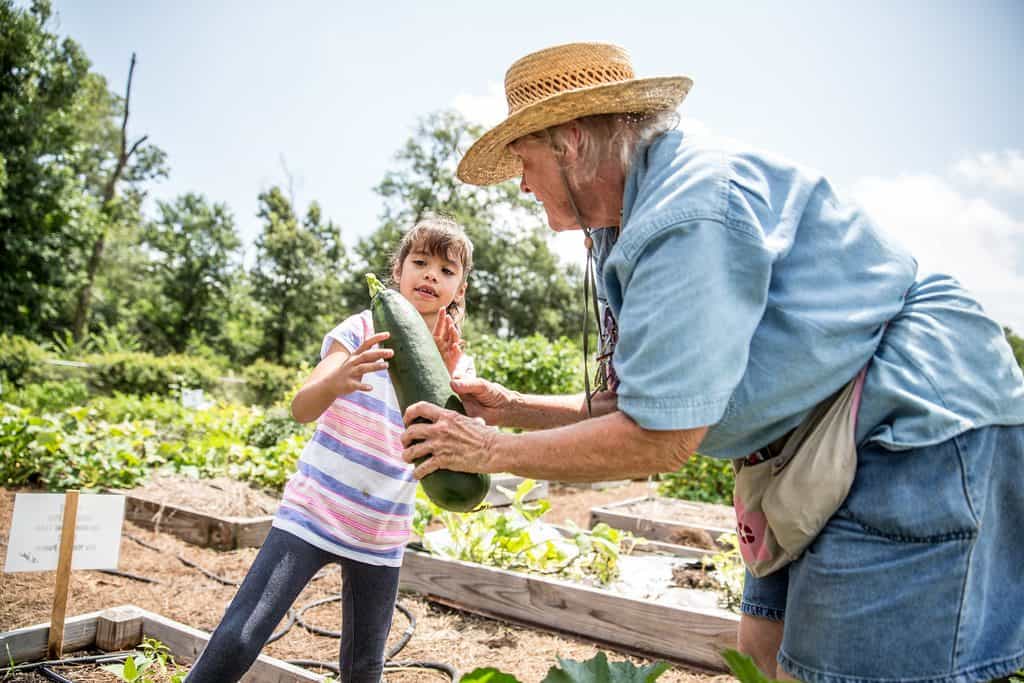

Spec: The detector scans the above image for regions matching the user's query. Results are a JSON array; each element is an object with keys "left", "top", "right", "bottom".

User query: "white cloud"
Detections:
[
  {"left": 951, "top": 150, "right": 1024, "bottom": 192},
  {"left": 452, "top": 82, "right": 507, "bottom": 127},
  {"left": 850, "top": 170, "right": 1024, "bottom": 332}
]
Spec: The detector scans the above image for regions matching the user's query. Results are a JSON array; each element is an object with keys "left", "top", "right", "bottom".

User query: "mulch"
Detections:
[{"left": 0, "top": 482, "right": 733, "bottom": 683}]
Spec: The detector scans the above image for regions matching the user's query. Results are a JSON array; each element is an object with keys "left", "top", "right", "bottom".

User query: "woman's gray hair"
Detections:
[{"left": 524, "top": 111, "right": 679, "bottom": 184}]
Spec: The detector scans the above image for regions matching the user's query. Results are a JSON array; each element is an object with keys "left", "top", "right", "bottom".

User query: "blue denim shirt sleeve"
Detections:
[{"left": 606, "top": 219, "right": 772, "bottom": 430}]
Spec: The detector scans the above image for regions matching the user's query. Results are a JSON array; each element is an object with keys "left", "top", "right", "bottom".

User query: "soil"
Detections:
[
  {"left": 0, "top": 483, "right": 734, "bottom": 683},
  {"left": 122, "top": 474, "right": 279, "bottom": 517}
]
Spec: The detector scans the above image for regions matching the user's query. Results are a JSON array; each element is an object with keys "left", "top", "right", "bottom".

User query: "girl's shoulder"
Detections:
[{"left": 321, "top": 310, "right": 373, "bottom": 359}]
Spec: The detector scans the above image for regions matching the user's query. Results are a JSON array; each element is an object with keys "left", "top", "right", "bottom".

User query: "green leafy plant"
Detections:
[
  {"left": 459, "top": 652, "right": 670, "bottom": 682},
  {"left": 721, "top": 649, "right": 784, "bottom": 683},
  {"left": 702, "top": 532, "right": 745, "bottom": 612},
  {"left": 241, "top": 359, "right": 301, "bottom": 406},
  {"left": 417, "top": 480, "right": 636, "bottom": 586},
  {"left": 657, "top": 453, "right": 734, "bottom": 505},
  {"left": 469, "top": 334, "right": 583, "bottom": 396},
  {"left": 101, "top": 637, "right": 186, "bottom": 682}
]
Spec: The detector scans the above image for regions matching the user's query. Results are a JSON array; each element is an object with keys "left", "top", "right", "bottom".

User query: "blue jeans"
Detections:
[
  {"left": 185, "top": 527, "right": 400, "bottom": 683},
  {"left": 741, "top": 425, "right": 1024, "bottom": 683}
]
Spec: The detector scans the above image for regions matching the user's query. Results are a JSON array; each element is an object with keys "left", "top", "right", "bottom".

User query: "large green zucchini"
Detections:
[{"left": 366, "top": 274, "right": 490, "bottom": 512}]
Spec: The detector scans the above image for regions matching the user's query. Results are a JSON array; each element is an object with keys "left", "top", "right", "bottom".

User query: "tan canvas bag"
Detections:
[{"left": 733, "top": 368, "right": 866, "bottom": 578}]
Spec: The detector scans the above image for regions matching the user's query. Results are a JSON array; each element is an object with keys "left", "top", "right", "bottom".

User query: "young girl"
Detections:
[{"left": 186, "top": 215, "right": 475, "bottom": 683}]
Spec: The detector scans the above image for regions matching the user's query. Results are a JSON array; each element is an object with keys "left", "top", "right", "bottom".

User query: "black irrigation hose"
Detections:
[
  {"left": 122, "top": 531, "right": 458, "bottom": 680},
  {"left": 37, "top": 666, "right": 75, "bottom": 683},
  {"left": 0, "top": 652, "right": 133, "bottom": 675}
]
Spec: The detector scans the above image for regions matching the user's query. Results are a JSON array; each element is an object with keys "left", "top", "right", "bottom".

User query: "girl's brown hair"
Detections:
[{"left": 390, "top": 214, "right": 474, "bottom": 325}]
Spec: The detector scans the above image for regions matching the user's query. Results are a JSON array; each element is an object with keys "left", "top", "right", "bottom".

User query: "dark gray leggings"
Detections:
[{"left": 185, "top": 527, "right": 400, "bottom": 683}]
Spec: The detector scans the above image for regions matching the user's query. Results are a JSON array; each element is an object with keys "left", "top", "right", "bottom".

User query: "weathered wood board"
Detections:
[
  {"left": 590, "top": 496, "right": 736, "bottom": 549},
  {"left": 398, "top": 548, "right": 737, "bottom": 671},
  {"left": 0, "top": 605, "right": 322, "bottom": 682}
]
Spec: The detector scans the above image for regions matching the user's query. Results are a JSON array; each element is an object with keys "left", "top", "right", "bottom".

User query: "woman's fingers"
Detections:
[{"left": 403, "top": 401, "right": 445, "bottom": 426}]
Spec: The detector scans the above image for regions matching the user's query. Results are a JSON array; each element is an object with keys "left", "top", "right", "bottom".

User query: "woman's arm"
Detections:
[
  {"left": 452, "top": 377, "right": 618, "bottom": 430},
  {"left": 401, "top": 401, "right": 707, "bottom": 481},
  {"left": 291, "top": 333, "right": 392, "bottom": 423}
]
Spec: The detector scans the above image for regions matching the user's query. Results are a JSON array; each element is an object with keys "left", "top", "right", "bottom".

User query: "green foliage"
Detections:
[
  {"left": 102, "top": 637, "right": 186, "bottom": 683},
  {"left": 703, "top": 532, "right": 745, "bottom": 612},
  {"left": 140, "top": 193, "right": 242, "bottom": 353},
  {"left": 418, "top": 480, "right": 636, "bottom": 586},
  {"left": 86, "top": 352, "right": 222, "bottom": 396},
  {"left": 241, "top": 359, "right": 300, "bottom": 406},
  {"left": 251, "top": 187, "right": 349, "bottom": 365},
  {"left": 1005, "top": 327, "right": 1024, "bottom": 369},
  {"left": 6, "top": 379, "right": 90, "bottom": 413},
  {"left": 657, "top": 454, "right": 735, "bottom": 505},
  {"left": 0, "top": 0, "right": 165, "bottom": 338},
  {"left": 721, "top": 649, "right": 783, "bottom": 683},
  {"left": 470, "top": 334, "right": 583, "bottom": 396},
  {"left": 0, "top": 334, "right": 48, "bottom": 387},
  {"left": 245, "top": 406, "right": 307, "bottom": 448},
  {"left": 460, "top": 652, "right": 670, "bottom": 683},
  {"left": 0, "top": 393, "right": 311, "bottom": 491}
]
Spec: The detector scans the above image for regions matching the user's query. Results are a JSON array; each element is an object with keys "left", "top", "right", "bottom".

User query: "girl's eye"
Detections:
[
  {"left": 442, "top": 268, "right": 455, "bottom": 276},
  {"left": 412, "top": 259, "right": 426, "bottom": 266}
]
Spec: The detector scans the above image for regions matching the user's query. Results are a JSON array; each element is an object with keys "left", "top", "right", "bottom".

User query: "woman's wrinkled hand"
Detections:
[
  {"left": 448, "top": 376, "right": 514, "bottom": 425},
  {"left": 401, "top": 402, "right": 498, "bottom": 479}
]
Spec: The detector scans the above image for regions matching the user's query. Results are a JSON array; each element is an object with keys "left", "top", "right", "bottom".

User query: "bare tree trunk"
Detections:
[{"left": 72, "top": 53, "right": 149, "bottom": 341}]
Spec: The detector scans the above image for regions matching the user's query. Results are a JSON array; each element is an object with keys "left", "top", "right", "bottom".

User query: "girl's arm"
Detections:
[{"left": 291, "top": 333, "right": 392, "bottom": 423}]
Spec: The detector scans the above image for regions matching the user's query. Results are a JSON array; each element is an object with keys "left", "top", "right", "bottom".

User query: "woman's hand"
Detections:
[
  {"left": 432, "top": 312, "right": 463, "bottom": 375},
  {"left": 401, "top": 402, "right": 499, "bottom": 478},
  {"left": 449, "top": 376, "right": 515, "bottom": 425}
]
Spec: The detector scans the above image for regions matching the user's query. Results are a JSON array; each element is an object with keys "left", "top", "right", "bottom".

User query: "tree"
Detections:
[
  {"left": 250, "top": 187, "right": 348, "bottom": 365},
  {"left": 0, "top": 1, "right": 165, "bottom": 339},
  {"left": 345, "top": 110, "right": 584, "bottom": 340},
  {"left": 139, "top": 193, "right": 241, "bottom": 353}
]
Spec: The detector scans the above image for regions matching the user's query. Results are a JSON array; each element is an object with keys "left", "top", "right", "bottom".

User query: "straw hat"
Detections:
[{"left": 457, "top": 42, "right": 693, "bottom": 186}]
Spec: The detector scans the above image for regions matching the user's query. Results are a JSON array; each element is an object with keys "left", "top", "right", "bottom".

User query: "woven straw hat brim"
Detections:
[{"left": 457, "top": 75, "right": 692, "bottom": 186}]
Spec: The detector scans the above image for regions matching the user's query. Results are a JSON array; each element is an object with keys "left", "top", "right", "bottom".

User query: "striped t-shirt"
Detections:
[{"left": 273, "top": 310, "right": 473, "bottom": 567}]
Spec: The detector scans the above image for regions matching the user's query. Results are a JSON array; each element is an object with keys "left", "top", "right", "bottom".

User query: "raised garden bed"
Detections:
[
  {"left": 0, "top": 605, "right": 323, "bottom": 682},
  {"left": 398, "top": 541, "right": 737, "bottom": 671},
  {"left": 107, "top": 476, "right": 278, "bottom": 550},
  {"left": 589, "top": 496, "right": 736, "bottom": 550}
]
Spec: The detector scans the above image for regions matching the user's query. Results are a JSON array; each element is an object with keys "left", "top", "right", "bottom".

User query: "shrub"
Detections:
[
  {"left": 470, "top": 334, "right": 583, "bottom": 396},
  {"left": 86, "top": 352, "right": 222, "bottom": 397},
  {"left": 0, "top": 334, "right": 48, "bottom": 388},
  {"left": 8, "top": 380, "right": 90, "bottom": 413},
  {"left": 241, "top": 359, "right": 300, "bottom": 406},
  {"left": 658, "top": 453, "right": 735, "bottom": 505},
  {"left": 245, "top": 406, "right": 307, "bottom": 448}
]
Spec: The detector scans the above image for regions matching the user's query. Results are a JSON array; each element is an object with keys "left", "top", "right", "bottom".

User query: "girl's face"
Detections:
[{"left": 395, "top": 248, "right": 466, "bottom": 318}]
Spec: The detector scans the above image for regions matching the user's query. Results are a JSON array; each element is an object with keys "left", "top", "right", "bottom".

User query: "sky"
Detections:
[{"left": 48, "top": 0, "right": 1023, "bottom": 331}]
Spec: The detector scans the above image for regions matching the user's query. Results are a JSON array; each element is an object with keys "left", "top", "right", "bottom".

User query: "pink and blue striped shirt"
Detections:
[{"left": 273, "top": 310, "right": 473, "bottom": 567}]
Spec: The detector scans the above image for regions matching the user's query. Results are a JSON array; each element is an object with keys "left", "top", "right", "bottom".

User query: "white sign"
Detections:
[
  {"left": 181, "top": 388, "right": 212, "bottom": 410},
  {"left": 4, "top": 493, "right": 125, "bottom": 573}
]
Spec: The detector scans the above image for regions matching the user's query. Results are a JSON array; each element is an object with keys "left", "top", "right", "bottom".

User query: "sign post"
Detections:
[
  {"left": 47, "top": 490, "right": 79, "bottom": 659},
  {"left": 4, "top": 492, "right": 125, "bottom": 660}
]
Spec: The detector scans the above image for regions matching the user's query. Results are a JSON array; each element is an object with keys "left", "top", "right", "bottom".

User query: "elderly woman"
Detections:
[{"left": 401, "top": 43, "right": 1024, "bottom": 682}]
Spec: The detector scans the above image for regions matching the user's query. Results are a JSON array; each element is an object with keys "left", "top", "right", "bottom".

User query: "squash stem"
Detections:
[{"left": 365, "top": 273, "right": 386, "bottom": 299}]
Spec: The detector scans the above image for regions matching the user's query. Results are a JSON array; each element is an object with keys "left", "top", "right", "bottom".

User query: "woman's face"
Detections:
[
  {"left": 511, "top": 137, "right": 580, "bottom": 231},
  {"left": 395, "top": 249, "right": 466, "bottom": 317}
]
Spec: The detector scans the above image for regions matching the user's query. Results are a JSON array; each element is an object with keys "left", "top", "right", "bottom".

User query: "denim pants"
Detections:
[
  {"left": 741, "top": 425, "right": 1024, "bottom": 683},
  {"left": 185, "top": 527, "right": 400, "bottom": 683}
]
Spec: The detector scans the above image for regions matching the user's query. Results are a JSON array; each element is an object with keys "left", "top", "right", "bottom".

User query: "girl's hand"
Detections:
[
  {"left": 432, "top": 311, "right": 463, "bottom": 375},
  {"left": 401, "top": 402, "right": 498, "bottom": 478},
  {"left": 449, "top": 376, "right": 514, "bottom": 425},
  {"left": 330, "top": 332, "right": 393, "bottom": 394}
]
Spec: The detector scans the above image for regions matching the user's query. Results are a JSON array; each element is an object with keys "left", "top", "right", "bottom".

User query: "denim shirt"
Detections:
[{"left": 592, "top": 130, "right": 1024, "bottom": 459}]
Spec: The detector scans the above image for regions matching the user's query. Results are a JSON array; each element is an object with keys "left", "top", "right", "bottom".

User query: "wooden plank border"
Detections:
[
  {"left": 398, "top": 548, "right": 737, "bottom": 671},
  {"left": 589, "top": 496, "right": 735, "bottom": 549},
  {"left": 108, "top": 490, "right": 274, "bottom": 550},
  {"left": 0, "top": 605, "right": 323, "bottom": 682}
]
